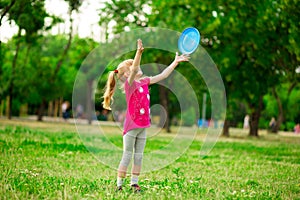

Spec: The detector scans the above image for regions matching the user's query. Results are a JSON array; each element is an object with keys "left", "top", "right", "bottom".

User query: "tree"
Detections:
[
  {"left": 217, "top": 0, "right": 300, "bottom": 136},
  {"left": 268, "top": 0, "right": 300, "bottom": 132},
  {"left": 0, "top": 0, "right": 16, "bottom": 84},
  {"left": 36, "top": 0, "right": 83, "bottom": 121},
  {"left": 2, "top": 0, "right": 49, "bottom": 119}
]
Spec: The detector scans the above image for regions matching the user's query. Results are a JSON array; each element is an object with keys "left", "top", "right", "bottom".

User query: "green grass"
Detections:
[{"left": 0, "top": 119, "right": 300, "bottom": 199}]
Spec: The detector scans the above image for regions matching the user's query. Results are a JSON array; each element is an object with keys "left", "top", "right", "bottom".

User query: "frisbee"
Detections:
[{"left": 178, "top": 27, "right": 200, "bottom": 55}]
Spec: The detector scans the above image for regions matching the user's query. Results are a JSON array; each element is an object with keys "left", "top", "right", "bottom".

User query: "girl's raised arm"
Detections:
[
  {"left": 128, "top": 39, "right": 144, "bottom": 85},
  {"left": 150, "top": 52, "right": 189, "bottom": 85}
]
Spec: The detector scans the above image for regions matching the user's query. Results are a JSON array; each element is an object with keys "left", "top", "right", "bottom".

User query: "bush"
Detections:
[
  {"left": 283, "top": 121, "right": 295, "bottom": 132},
  {"left": 259, "top": 118, "right": 269, "bottom": 129},
  {"left": 181, "top": 107, "right": 196, "bottom": 127}
]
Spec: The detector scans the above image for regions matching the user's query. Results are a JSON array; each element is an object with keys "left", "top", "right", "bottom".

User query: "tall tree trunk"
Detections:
[
  {"left": 6, "top": 96, "right": 10, "bottom": 118},
  {"left": 37, "top": 99, "right": 46, "bottom": 121},
  {"left": 272, "top": 87, "right": 282, "bottom": 133},
  {"left": 249, "top": 95, "right": 263, "bottom": 137},
  {"left": 86, "top": 80, "right": 93, "bottom": 125},
  {"left": 272, "top": 82, "right": 297, "bottom": 132},
  {"left": 59, "top": 98, "right": 63, "bottom": 118},
  {"left": 8, "top": 28, "right": 22, "bottom": 119},
  {"left": 48, "top": 101, "right": 53, "bottom": 117},
  {"left": 52, "top": 12, "right": 73, "bottom": 80},
  {"left": 54, "top": 99, "right": 59, "bottom": 118},
  {"left": 0, "top": 100, "right": 3, "bottom": 117},
  {"left": 222, "top": 119, "right": 230, "bottom": 137},
  {"left": 19, "top": 103, "right": 28, "bottom": 116},
  {"left": 158, "top": 85, "right": 171, "bottom": 132},
  {"left": 249, "top": 111, "right": 259, "bottom": 137},
  {"left": 22, "top": 44, "right": 31, "bottom": 69}
]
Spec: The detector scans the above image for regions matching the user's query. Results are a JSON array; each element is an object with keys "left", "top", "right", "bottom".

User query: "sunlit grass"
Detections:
[{"left": 0, "top": 119, "right": 299, "bottom": 199}]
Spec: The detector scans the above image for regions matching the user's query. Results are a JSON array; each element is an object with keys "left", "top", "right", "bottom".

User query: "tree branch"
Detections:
[{"left": 0, "top": 0, "right": 16, "bottom": 25}]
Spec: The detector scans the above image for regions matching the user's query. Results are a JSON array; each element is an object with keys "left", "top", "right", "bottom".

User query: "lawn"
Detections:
[{"left": 0, "top": 119, "right": 299, "bottom": 199}]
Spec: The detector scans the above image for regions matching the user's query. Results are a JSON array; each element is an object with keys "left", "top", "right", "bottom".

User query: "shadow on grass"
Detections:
[{"left": 19, "top": 139, "right": 89, "bottom": 153}]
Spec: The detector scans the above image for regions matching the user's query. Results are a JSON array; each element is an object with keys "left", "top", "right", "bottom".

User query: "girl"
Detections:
[{"left": 102, "top": 39, "right": 189, "bottom": 192}]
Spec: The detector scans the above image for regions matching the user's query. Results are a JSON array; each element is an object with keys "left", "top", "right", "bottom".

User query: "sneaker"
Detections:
[
  {"left": 116, "top": 186, "right": 122, "bottom": 191},
  {"left": 131, "top": 184, "right": 141, "bottom": 193}
]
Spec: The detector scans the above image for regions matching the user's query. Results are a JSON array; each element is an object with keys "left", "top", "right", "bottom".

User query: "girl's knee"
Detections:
[
  {"left": 120, "top": 151, "right": 132, "bottom": 167},
  {"left": 133, "top": 153, "right": 143, "bottom": 166}
]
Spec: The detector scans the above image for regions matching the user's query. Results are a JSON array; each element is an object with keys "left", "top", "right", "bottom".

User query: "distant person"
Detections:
[
  {"left": 102, "top": 39, "right": 189, "bottom": 192},
  {"left": 76, "top": 104, "right": 84, "bottom": 118},
  {"left": 208, "top": 118, "right": 214, "bottom": 127},
  {"left": 98, "top": 110, "right": 108, "bottom": 121},
  {"left": 62, "top": 101, "right": 70, "bottom": 120},
  {"left": 243, "top": 114, "right": 250, "bottom": 129},
  {"left": 269, "top": 117, "right": 277, "bottom": 133}
]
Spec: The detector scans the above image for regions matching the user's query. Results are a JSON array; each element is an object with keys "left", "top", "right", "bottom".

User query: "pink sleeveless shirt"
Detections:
[{"left": 123, "top": 77, "right": 151, "bottom": 135}]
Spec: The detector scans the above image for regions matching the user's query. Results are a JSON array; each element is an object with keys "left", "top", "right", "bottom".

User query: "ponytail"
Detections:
[
  {"left": 102, "top": 59, "right": 133, "bottom": 110},
  {"left": 102, "top": 71, "right": 116, "bottom": 110}
]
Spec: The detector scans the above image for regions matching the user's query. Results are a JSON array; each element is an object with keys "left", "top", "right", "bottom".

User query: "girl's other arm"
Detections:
[
  {"left": 128, "top": 39, "right": 144, "bottom": 85},
  {"left": 150, "top": 52, "right": 189, "bottom": 84}
]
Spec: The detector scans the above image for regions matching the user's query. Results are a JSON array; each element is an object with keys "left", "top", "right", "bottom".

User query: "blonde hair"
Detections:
[{"left": 102, "top": 59, "right": 133, "bottom": 110}]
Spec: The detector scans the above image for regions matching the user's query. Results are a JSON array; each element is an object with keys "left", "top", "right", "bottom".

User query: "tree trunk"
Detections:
[
  {"left": 5, "top": 96, "right": 10, "bottom": 118},
  {"left": 51, "top": 11, "right": 73, "bottom": 81},
  {"left": 249, "top": 112, "right": 259, "bottom": 137},
  {"left": 272, "top": 82, "right": 297, "bottom": 132},
  {"left": 8, "top": 28, "right": 22, "bottom": 119},
  {"left": 0, "top": 99, "right": 3, "bottom": 117},
  {"left": 48, "top": 101, "right": 53, "bottom": 117},
  {"left": 86, "top": 80, "right": 93, "bottom": 125},
  {"left": 59, "top": 98, "right": 63, "bottom": 118},
  {"left": 158, "top": 85, "right": 171, "bottom": 132},
  {"left": 222, "top": 119, "right": 230, "bottom": 137},
  {"left": 19, "top": 103, "right": 28, "bottom": 116},
  {"left": 22, "top": 44, "right": 32, "bottom": 69},
  {"left": 272, "top": 87, "right": 282, "bottom": 133},
  {"left": 54, "top": 99, "right": 59, "bottom": 118},
  {"left": 37, "top": 99, "right": 46, "bottom": 121},
  {"left": 249, "top": 95, "right": 263, "bottom": 137}
]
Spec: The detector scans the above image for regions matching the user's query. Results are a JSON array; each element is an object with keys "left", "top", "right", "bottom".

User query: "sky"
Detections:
[{"left": 0, "top": 0, "right": 106, "bottom": 42}]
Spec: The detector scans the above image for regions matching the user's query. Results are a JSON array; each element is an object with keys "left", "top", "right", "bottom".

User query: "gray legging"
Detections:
[{"left": 119, "top": 128, "right": 146, "bottom": 168}]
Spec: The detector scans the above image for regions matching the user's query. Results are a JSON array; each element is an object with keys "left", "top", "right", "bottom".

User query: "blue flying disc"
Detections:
[{"left": 178, "top": 27, "right": 200, "bottom": 54}]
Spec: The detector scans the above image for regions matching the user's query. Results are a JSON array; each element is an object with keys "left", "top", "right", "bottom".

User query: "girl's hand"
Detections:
[
  {"left": 137, "top": 39, "right": 144, "bottom": 53},
  {"left": 174, "top": 52, "right": 190, "bottom": 64}
]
